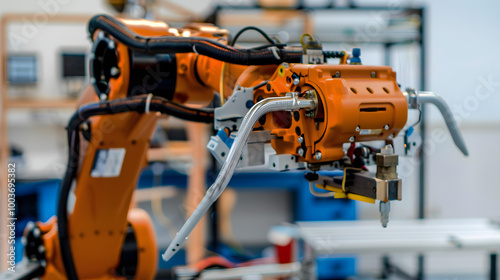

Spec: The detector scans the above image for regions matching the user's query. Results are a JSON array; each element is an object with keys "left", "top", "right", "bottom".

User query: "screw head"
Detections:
[
  {"left": 100, "top": 93, "right": 107, "bottom": 101},
  {"left": 26, "top": 221, "right": 35, "bottom": 231},
  {"left": 355, "top": 126, "right": 360, "bottom": 132},
  {"left": 315, "top": 151, "right": 322, "bottom": 160},
  {"left": 384, "top": 124, "right": 389, "bottom": 130},
  {"left": 298, "top": 136, "right": 304, "bottom": 144},
  {"left": 335, "top": 71, "right": 341, "bottom": 78},
  {"left": 298, "top": 148, "right": 305, "bottom": 157},
  {"left": 107, "top": 40, "right": 115, "bottom": 50},
  {"left": 293, "top": 77, "right": 300, "bottom": 85},
  {"left": 371, "top": 71, "right": 376, "bottom": 78},
  {"left": 110, "top": 66, "right": 120, "bottom": 77},
  {"left": 33, "top": 228, "right": 41, "bottom": 238},
  {"left": 349, "top": 136, "right": 355, "bottom": 142}
]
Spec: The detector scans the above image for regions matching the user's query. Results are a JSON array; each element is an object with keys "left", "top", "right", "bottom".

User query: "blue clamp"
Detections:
[{"left": 350, "top": 48, "right": 362, "bottom": 65}]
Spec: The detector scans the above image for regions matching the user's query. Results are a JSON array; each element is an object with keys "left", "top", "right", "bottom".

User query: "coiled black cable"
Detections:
[
  {"left": 323, "top": 50, "right": 346, "bottom": 59},
  {"left": 88, "top": 14, "right": 302, "bottom": 65},
  {"left": 58, "top": 95, "right": 214, "bottom": 279}
]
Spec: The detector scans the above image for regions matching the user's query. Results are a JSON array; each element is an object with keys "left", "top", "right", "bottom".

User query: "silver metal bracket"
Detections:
[
  {"left": 207, "top": 131, "right": 273, "bottom": 167},
  {"left": 214, "top": 85, "right": 256, "bottom": 131},
  {"left": 269, "top": 154, "right": 307, "bottom": 171}
]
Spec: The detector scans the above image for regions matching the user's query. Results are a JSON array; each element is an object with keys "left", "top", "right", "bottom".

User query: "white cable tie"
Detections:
[
  {"left": 270, "top": 46, "right": 281, "bottom": 60},
  {"left": 145, "top": 93, "right": 153, "bottom": 114}
]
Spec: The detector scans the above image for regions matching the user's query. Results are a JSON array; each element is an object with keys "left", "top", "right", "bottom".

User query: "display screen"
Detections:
[
  {"left": 62, "top": 53, "right": 86, "bottom": 78},
  {"left": 7, "top": 55, "right": 37, "bottom": 85}
]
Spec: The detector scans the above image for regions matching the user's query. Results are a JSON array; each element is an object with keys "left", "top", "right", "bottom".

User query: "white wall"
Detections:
[{"left": 0, "top": 0, "right": 115, "bottom": 177}]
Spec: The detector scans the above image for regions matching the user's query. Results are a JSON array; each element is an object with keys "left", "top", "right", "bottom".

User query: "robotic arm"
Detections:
[{"left": 1, "top": 14, "right": 467, "bottom": 280}]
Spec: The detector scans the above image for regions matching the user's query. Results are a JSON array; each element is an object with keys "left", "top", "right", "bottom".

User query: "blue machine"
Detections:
[
  {"left": 139, "top": 167, "right": 356, "bottom": 279},
  {"left": 13, "top": 179, "right": 61, "bottom": 263},
  {"left": 15, "top": 168, "right": 356, "bottom": 278}
]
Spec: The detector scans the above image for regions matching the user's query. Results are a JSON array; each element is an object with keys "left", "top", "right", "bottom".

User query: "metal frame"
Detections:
[{"left": 295, "top": 219, "right": 500, "bottom": 279}]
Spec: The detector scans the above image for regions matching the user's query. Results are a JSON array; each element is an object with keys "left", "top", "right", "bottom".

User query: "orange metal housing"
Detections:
[{"left": 254, "top": 63, "right": 408, "bottom": 162}]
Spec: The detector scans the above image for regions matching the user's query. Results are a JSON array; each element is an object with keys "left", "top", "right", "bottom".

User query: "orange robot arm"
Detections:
[{"left": 24, "top": 16, "right": 249, "bottom": 280}]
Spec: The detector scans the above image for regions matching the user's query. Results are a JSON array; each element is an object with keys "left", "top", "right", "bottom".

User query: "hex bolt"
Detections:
[
  {"left": 315, "top": 151, "right": 322, "bottom": 160},
  {"left": 384, "top": 124, "right": 389, "bottom": 130},
  {"left": 371, "top": 71, "right": 376, "bottom": 78},
  {"left": 334, "top": 71, "right": 341, "bottom": 78},
  {"left": 293, "top": 77, "right": 300, "bottom": 85},
  {"left": 298, "top": 136, "right": 304, "bottom": 144},
  {"left": 355, "top": 126, "right": 360, "bottom": 132},
  {"left": 100, "top": 93, "right": 107, "bottom": 101},
  {"left": 349, "top": 136, "right": 355, "bottom": 142},
  {"left": 298, "top": 148, "right": 305, "bottom": 157}
]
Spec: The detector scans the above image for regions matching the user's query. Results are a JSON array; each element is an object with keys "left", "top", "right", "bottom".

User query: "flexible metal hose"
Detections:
[{"left": 162, "top": 95, "right": 316, "bottom": 261}]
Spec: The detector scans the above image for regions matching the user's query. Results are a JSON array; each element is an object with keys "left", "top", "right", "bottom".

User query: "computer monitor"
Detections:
[
  {"left": 7, "top": 55, "right": 37, "bottom": 85},
  {"left": 62, "top": 53, "right": 86, "bottom": 78}
]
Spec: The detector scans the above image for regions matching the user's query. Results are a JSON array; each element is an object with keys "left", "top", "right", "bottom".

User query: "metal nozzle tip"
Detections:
[
  {"left": 162, "top": 252, "right": 173, "bottom": 262},
  {"left": 379, "top": 201, "right": 390, "bottom": 228}
]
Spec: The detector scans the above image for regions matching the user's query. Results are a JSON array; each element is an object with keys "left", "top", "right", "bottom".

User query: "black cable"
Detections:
[
  {"left": 57, "top": 129, "right": 79, "bottom": 280},
  {"left": 57, "top": 95, "right": 215, "bottom": 279},
  {"left": 88, "top": 14, "right": 303, "bottom": 65},
  {"left": 229, "top": 26, "right": 275, "bottom": 46}
]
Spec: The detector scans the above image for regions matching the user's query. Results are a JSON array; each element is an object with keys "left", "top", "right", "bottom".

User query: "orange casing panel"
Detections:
[{"left": 259, "top": 64, "right": 408, "bottom": 162}]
